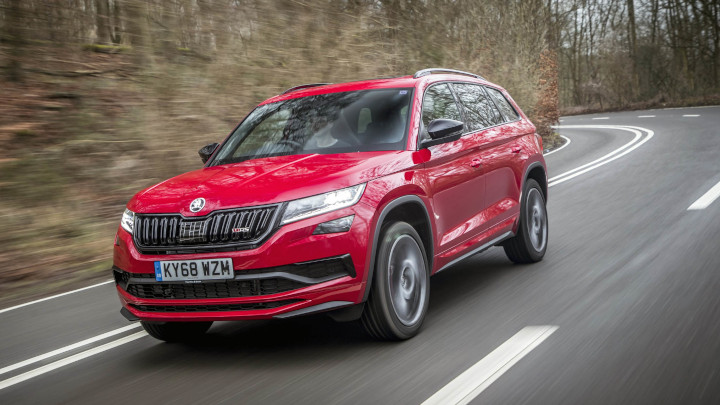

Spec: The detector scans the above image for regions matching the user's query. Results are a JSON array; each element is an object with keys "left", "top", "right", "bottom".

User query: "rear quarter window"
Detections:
[{"left": 485, "top": 87, "right": 520, "bottom": 122}]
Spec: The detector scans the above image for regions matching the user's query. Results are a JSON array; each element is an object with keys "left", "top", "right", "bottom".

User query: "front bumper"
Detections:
[{"left": 113, "top": 202, "right": 375, "bottom": 322}]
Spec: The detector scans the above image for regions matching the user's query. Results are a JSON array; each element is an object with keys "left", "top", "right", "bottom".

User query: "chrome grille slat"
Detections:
[{"left": 132, "top": 205, "right": 280, "bottom": 254}]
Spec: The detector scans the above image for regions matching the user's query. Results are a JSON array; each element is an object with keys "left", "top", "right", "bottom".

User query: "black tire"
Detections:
[
  {"left": 141, "top": 321, "right": 213, "bottom": 343},
  {"left": 361, "top": 221, "right": 430, "bottom": 340},
  {"left": 503, "top": 178, "right": 548, "bottom": 263}
]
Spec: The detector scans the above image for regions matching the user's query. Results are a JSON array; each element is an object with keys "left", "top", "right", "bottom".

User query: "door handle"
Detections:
[
  {"left": 470, "top": 158, "right": 482, "bottom": 168},
  {"left": 511, "top": 146, "right": 523, "bottom": 153}
]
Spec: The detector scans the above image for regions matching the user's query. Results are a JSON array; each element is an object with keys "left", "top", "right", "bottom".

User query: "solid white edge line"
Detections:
[
  {"left": 549, "top": 125, "right": 654, "bottom": 187},
  {"left": 688, "top": 180, "right": 720, "bottom": 210},
  {"left": 0, "top": 324, "right": 141, "bottom": 376},
  {"left": 0, "top": 280, "right": 114, "bottom": 315},
  {"left": 549, "top": 126, "right": 642, "bottom": 182},
  {"left": 543, "top": 135, "right": 571, "bottom": 156},
  {"left": 0, "top": 331, "right": 147, "bottom": 391},
  {"left": 659, "top": 105, "right": 718, "bottom": 111},
  {"left": 422, "top": 326, "right": 558, "bottom": 405}
]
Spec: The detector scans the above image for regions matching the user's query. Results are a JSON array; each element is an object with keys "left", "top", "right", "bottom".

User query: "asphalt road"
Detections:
[{"left": 1, "top": 106, "right": 719, "bottom": 404}]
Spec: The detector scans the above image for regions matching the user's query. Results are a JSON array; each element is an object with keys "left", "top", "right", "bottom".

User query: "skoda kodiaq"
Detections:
[{"left": 113, "top": 68, "right": 549, "bottom": 341}]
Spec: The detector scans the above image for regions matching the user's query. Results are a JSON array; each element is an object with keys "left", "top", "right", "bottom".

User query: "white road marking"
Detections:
[
  {"left": 688, "top": 180, "right": 720, "bottom": 210},
  {"left": 683, "top": 114, "right": 700, "bottom": 117},
  {"left": 0, "top": 331, "right": 147, "bottom": 391},
  {"left": 549, "top": 125, "right": 654, "bottom": 187},
  {"left": 638, "top": 115, "right": 655, "bottom": 118},
  {"left": 0, "top": 280, "right": 114, "bottom": 315},
  {"left": 0, "top": 324, "right": 141, "bottom": 377},
  {"left": 422, "top": 326, "right": 558, "bottom": 405},
  {"left": 543, "top": 135, "right": 571, "bottom": 156},
  {"left": 592, "top": 117, "right": 609, "bottom": 120}
]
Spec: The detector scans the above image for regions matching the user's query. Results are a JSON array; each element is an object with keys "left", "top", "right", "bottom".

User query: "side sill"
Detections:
[{"left": 434, "top": 231, "right": 514, "bottom": 275}]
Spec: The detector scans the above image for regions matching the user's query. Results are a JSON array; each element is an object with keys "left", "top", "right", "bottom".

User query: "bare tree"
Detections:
[{"left": 4, "top": 0, "right": 24, "bottom": 81}]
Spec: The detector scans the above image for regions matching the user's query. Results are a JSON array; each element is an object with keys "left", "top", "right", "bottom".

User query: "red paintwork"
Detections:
[{"left": 115, "top": 73, "right": 547, "bottom": 322}]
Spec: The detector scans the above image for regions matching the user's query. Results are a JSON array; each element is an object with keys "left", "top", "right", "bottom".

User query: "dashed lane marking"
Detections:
[
  {"left": 422, "top": 326, "right": 558, "bottom": 405},
  {"left": 688, "top": 179, "right": 720, "bottom": 210}
]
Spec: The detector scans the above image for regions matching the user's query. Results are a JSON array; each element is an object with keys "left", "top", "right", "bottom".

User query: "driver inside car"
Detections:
[{"left": 305, "top": 114, "right": 353, "bottom": 150}]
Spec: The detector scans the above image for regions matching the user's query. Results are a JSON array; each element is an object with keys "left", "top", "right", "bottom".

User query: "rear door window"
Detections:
[
  {"left": 452, "top": 83, "right": 503, "bottom": 132},
  {"left": 485, "top": 87, "right": 519, "bottom": 121}
]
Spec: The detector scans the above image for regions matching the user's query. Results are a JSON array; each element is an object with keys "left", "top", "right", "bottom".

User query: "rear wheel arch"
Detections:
[
  {"left": 524, "top": 161, "right": 548, "bottom": 201},
  {"left": 362, "top": 195, "right": 434, "bottom": 302}
]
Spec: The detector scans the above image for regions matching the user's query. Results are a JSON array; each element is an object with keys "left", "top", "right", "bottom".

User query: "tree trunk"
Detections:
[
  {"left": 95, "top": 0, "right": 111, "bottom": 44},
  {"left": 627, "top": 0, "right": 639, "bottom": 100},
  {"left": 124, "top": 0, "right": 150, "bottom": 66},
  {"left": 111, "top": 0, "right": 122, "bottom": 44},
  {"left": 5, "top": 0, "right": 24, "bottom": 82}
]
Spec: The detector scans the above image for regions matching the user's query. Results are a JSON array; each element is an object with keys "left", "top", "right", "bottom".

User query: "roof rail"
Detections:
[
  {"left": 282, "top": 83, "right": 332, "bottom": 94},
  {"left": 413, "top": 68, "right": 486, "bottom": 81}
]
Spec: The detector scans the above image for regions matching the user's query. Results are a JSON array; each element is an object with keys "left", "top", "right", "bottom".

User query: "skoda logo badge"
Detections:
[{"left": 189, "top": 198, "right": 206, "bottom": 213}]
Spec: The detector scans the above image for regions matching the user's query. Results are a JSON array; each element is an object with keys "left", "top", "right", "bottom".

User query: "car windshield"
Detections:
[{"left": 210, "top": 88, "right": 413, "bottom": 166}]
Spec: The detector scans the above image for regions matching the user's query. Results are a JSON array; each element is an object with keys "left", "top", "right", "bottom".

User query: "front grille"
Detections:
[
  {"left": 130, "top": 300, "right": 301, "bottom": 312},
  {"left": 113, "top": 255, "right": 354, "bottom": 300},
  {"left": 133, "top": 204, "right": 280, "bottom": 254}
]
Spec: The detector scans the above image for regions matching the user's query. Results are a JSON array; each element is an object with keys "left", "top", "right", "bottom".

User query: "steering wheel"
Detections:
[{"left": 331, "top": 114, "right": 362, "bottom": 146}]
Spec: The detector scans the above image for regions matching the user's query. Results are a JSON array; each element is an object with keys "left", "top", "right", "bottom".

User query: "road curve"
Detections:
[{"left": 1, "top": 106, "right": 719, "bottom": 404}]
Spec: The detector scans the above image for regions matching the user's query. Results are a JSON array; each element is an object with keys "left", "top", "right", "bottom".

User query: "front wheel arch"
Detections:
[{"left": 362, "top": 195, "right": 433, "bottom": 302}]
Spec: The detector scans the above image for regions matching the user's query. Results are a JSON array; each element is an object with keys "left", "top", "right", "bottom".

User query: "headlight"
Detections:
[
  {"left": 281, "top": 184, "right": 366, "bottom": 224},
  {"left": 120, "top": 209, "right": 135, "bottom": 234}
]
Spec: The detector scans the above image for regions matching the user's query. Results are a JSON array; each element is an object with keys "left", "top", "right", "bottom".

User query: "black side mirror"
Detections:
[
  {"left": 198, "top": 143, "right": 219, "bottom": 164},
  {"left": 421, "top": 119, "right": 464, "bottom": 148}
]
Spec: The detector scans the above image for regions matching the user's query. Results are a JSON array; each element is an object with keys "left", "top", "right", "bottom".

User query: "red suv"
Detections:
[{"left": 114, "top": 68, "right": 548, "bottom": 341}]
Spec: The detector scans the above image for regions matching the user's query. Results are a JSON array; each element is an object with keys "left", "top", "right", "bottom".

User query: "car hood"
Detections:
[{"left": 128, "top": 151, "right": 411, "bottom": 216}]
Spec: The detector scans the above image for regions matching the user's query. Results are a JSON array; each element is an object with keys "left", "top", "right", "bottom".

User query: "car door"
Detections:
[
  {"left": 418, "top": 83, "right": 486, "bottom": 255},
  {"left": 452, "top": 83, "right": 524, "bottom": 231}
]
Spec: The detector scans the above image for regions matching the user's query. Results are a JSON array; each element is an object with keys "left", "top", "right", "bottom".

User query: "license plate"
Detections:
[{"left": 154, "top": 258, "right": 233, "bottom": 282}]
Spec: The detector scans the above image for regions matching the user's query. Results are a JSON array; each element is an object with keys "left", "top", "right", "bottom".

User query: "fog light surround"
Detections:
[{"left": 313, "top": 215, "right": 354, "bottom": 235}]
